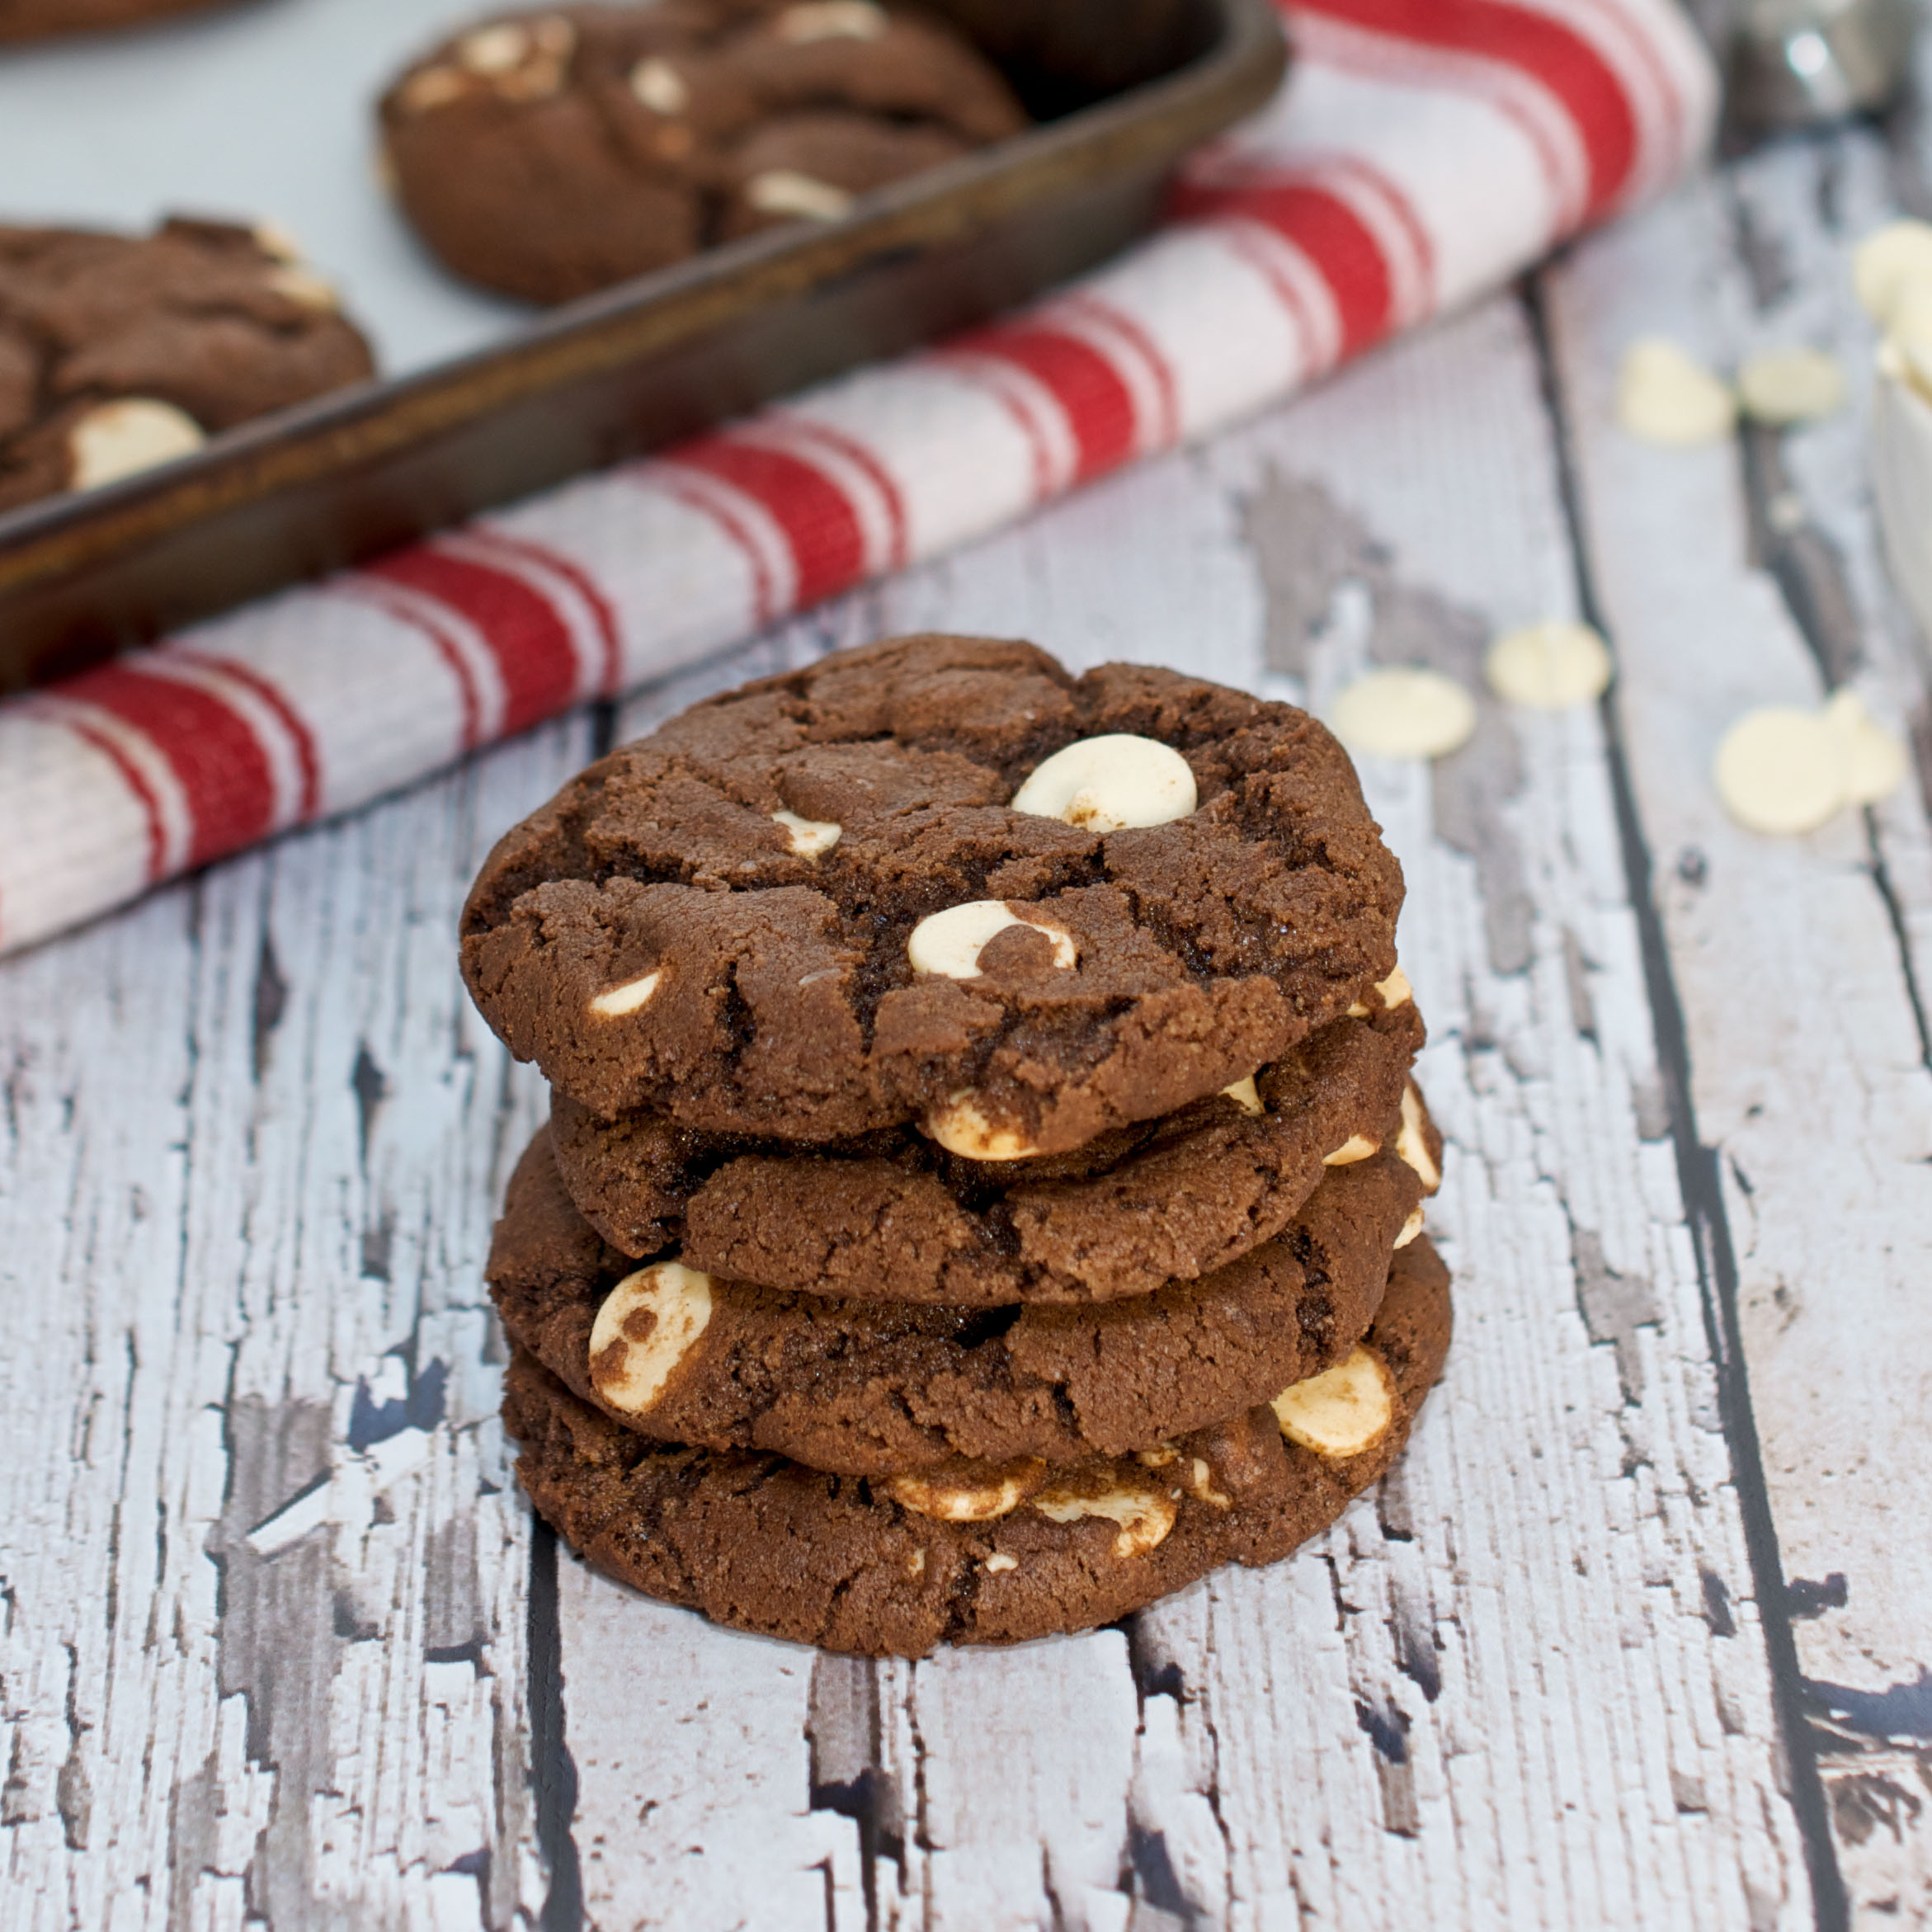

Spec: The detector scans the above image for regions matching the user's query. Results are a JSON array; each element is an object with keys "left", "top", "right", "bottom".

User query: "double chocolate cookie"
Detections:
[
  {"left": 550, "top": 993, "right": 1435, "bottom": 1303},
  {"left": 462, "top": 634, "right": 1407, "bottom": 1154},
  {"left": 503, "top": 1233, "right": 1453, "bottom": 1653},
  {"left": 491, "top": 1124, "right": 1424, "bottom": 1473},
  {"left": 0, "top": 219, "right": 375, "bottom": 515},
  {"left": 379, "top": 1, "right": 1027, "bottom": 303}
]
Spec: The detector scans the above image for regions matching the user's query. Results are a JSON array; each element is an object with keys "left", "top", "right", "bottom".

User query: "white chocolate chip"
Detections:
[
  {"left": 1395, "top": 1083, "right": 1439, "bottom": 1194},
  {"left": 907, "top": 901, "right": 1076, "bottom": 980},
  {"left": 1327, "top": 667, "right": 1476, "bottom": 761},
  {"left": 1032, "top": 1477, "right": 1177, "bottom": 1558},
  {"left": 629, "top": 56, "right": 690, "bottom": 114},
  {"left": 777, "top": 1, "right": 889, "bottom": 40},
  {"left": 589, "top": 969, "right": 662, "bottom": 1017},
  {"left": 252, "top": 218, "right": 303, "bottom": 263},
  {"left": 1824, "top": 689, "right": 1908, "bottom": 806},
  {"left": 458, "top": 21, "right": 530, "bottom": 72},
  {"left": 1271, "top": 1347, "right": 1395, "bottom": 1460},
  {"left": 1133, "top": 1443, "right": 1179, "bottom": 1468},
  {"left": 772, "top": 808, "right": 841, "bottom": 856},
  {"left": 924, "top": 1093, "right": 1039, "bottom": 1162},
  {"left": 1855, "top": 221, "right": 1932, "bottom": 325},
  {"left": 266, "top": 265, "right": 339, "bottom": 313},
  {"left": 1738, "top": 346, "right": 1845, "bottom": 426},
  {"left": 1483, "top": 621, "right": 1612, "bottom": 710},
  {"left": 1392, "top": 1206, "right": 1425, "bottom": 1250},
  {"left": 983, "top": 1552, "right": 1019, "bottom": 1573},
  {"left": 906, "top": 1546, "right": 926, "bottom": 1577},
  {"left": 887, "top": 1458, "right": 1044, "bottom": 1523},
  {"left": 68, "top": 398, "right": 205, "bottom": 489},
  {"left": 1010, "top": 734, "right": 1197, "bottom": 832},
  {"left": 1616, "top": 337, "right": 1736, "bottom": 445},
  {"left": 1348, "top": 964, "right": 1413, "bottom": 1019},
  {"left": 1221, "top": 1074, "right": 1265, "bottom": 1116},
  {"left": 746, "top": 172, "right": 855, "bottom": 222},
  {"left": 1180, "top": 1456, "right": 1230, "bottom": 1508},
  {"left": 1322, "top": 1133, "right": 1379, "bottom": 1166},
  {"left": 589, "top": 1261, "right": 714, "bottom": 1416},
  {"left": 398, "top": 64, "right": 468, "bottom": 112},
  {"left": 1713, "top": 705, "right": 1850, "bottom": 835}
]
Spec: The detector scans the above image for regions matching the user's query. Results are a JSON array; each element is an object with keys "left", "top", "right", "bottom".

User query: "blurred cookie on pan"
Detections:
[
  {"left": 376, "top": 1, "right": 1028, "bottom": 304},
  {"left": 0, "top": 0, "right": 242, "bottom": 44},
  {"left": 0, "top": 216, "right": 375, "bottom": 514}
]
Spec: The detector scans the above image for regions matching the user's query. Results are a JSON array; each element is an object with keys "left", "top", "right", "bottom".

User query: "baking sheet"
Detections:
[{"left": 0, "top": 0, "right": 541, "bottom": 375}]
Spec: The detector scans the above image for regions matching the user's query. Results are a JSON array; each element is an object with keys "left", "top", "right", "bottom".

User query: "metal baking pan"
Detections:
[{"left": 0, "top": 0, "right": 1285, "bottom": 690}]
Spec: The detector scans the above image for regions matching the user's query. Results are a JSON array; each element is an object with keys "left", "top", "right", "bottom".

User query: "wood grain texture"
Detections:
[
  {"left": 1544, "top": 121, "right": 1932, "bottom": 1922},
  {"left": 15, "top": 125, "right": 1932, "bottom": 1932}
]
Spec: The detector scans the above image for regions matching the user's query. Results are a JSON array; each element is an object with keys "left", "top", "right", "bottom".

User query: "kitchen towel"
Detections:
[{"left": 0, "top": 0, "right": 1716, "bottom": 955}]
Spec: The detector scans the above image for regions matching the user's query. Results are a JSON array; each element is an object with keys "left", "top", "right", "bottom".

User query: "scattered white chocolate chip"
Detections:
[
  {"left": 886, "top": 1458, "right": 1044, "bottom": 1523},
  {"left": 589, "top": 969, "right": 662, "bottom": 1017},
  {"left": 1323, "top": 1133, "right": 1379, "bottom": 1166},
  {"left": 746, "top": 172, "right": 855, "bottom": 222},
  {"left": 1221, "top": 1074, "right": 1265, "bottom": 1116},
  {"left": 983, "top": 1552, "right": 1019, "bottom": 1574},
  {"left": 1134, "top": 1444, "right": 1179, "bottom": 1469},
  {"left": 458, "top": 21, "right": 530, "bottom": 72},
  {"left": 398, "top": 64, "right": 468, "bottom": 113},
  {"left": 1392, "top": 1206, "right": 1425, "bottom": 1250},
  {"left": 1327, "top": 668, "right": 1477, "bottom": 761},
  {"left": 906, "top": 1546, "right": 926, "bottom": 1577},
  {"left": 266, "top": 265, "right": 340, "bottom": 313},
  {"left": 1271, "top": 1347, "right": 1395, "bottom": 1459},
  {"left": 1854, "top": 220, "right": 1932, "bottom": 326},
  {"left": 924, "top": 1093, "right": 1039, "bottom": 1162},
  {"left": 1483, "top": 620, "right": 1612, "bottom": 710},
  {"left": 1713, "top": 705, "right": 1850, "bottom": 835},
  {"left": 1616, "top": 337, "right": 1736, "bottom": 445},
  {"left": 907, "top": 900, "right": 1076, "bottom": 980},
  {"left": 1395, "top": 1083, "right": 1440, "bottom": 1194},
  {"left": 252, "top": 218, "right": 303, "bottom": 263},
  {"left": 1032, "top": 1477, "right": 1177, "bottom": 1558},
  {"left": 1825, "top": 689, "right": 1908, "bottom": 806},
  {"left": 68, "top": 398, "right": 205, "bottom": 489},
  {"left": 1737, "top": 346, "right": 1845, "bottom": 426},
  {"left": 629, "top": 56, "right": 689, "bottom": 115},
  {"left": 588, "top": 1261, "right": 713, "bottom": 1416},
  {"left": 771, "top": 808, "right": 841, "bottom": 857},
  {"left": 1010, "top": 734, "right": 1197, "bottom": 832},
  {"left": 777, "top": 0, "right": 888, "bottom": 38}
]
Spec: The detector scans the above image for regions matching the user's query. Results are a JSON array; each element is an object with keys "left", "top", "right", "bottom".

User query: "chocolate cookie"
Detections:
[
  {"left": 490, "top": 1124, "right": 1422, "bottom": 1473},
  {"left": 0, "top": 0, "right": 233, "bottom": 42},
  {"left": 379, "top": 2, "right": 1025, "bottom": 304},
  {"left": 463, "top": 635, "right": 1407, "bottom": 1153},
  {"left": 550, "top": 993, "right": 1431, "bottom": 1303},
  {"left": 0, "top": 219, "right": 375, "bottom": 515},
  {"left": 502, "top": 1234, "right": 1453, "bottom": 1653}
]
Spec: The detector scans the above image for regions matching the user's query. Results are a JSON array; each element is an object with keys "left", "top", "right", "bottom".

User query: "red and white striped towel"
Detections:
[{"left": 0, "top": 0, "right": 1715, "bottom": 958}]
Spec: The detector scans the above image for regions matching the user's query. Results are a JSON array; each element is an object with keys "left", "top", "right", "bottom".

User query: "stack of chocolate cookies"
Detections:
[{"left": 462, "top": 634, "right": 1453, "bottom": 1654}]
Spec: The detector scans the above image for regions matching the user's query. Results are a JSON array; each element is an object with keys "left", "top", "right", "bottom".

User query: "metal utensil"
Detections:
[{"left": 1727, "top": 0, "right": 1919, "bottom": 131}]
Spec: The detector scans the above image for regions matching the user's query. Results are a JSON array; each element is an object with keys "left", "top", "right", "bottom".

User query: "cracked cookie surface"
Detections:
[
  {"left": 490, "top": 1125, "right": 1421, "bottom": 1473},
  {"left": 0, "top": 218, "right": 375, "bottom": 514},
  {"left": 462, "top": 634, "right": 1406, "bottom": 1152},
  {"left": 502, "top": 1233, "right": 1452, "bottom": 1652},
  {"left": 550, "top": 997, "right": 1430, "bottom": 1303}
]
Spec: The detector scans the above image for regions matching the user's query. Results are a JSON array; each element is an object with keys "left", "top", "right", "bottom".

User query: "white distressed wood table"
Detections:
[{"left": 7, "top": 97, "right": 1932, "bottom": 1932}]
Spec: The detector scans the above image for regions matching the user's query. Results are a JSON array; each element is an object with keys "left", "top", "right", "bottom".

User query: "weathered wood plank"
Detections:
[
  {"left": 549, "top": 293, "right": 1813, "bottom": 1930},
  {"left": 1544, "top": 131, "right": 1932, "bottom": 1921},
  {"left": 0, "top": 721, "right": 591, "bottom": 1929}
]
